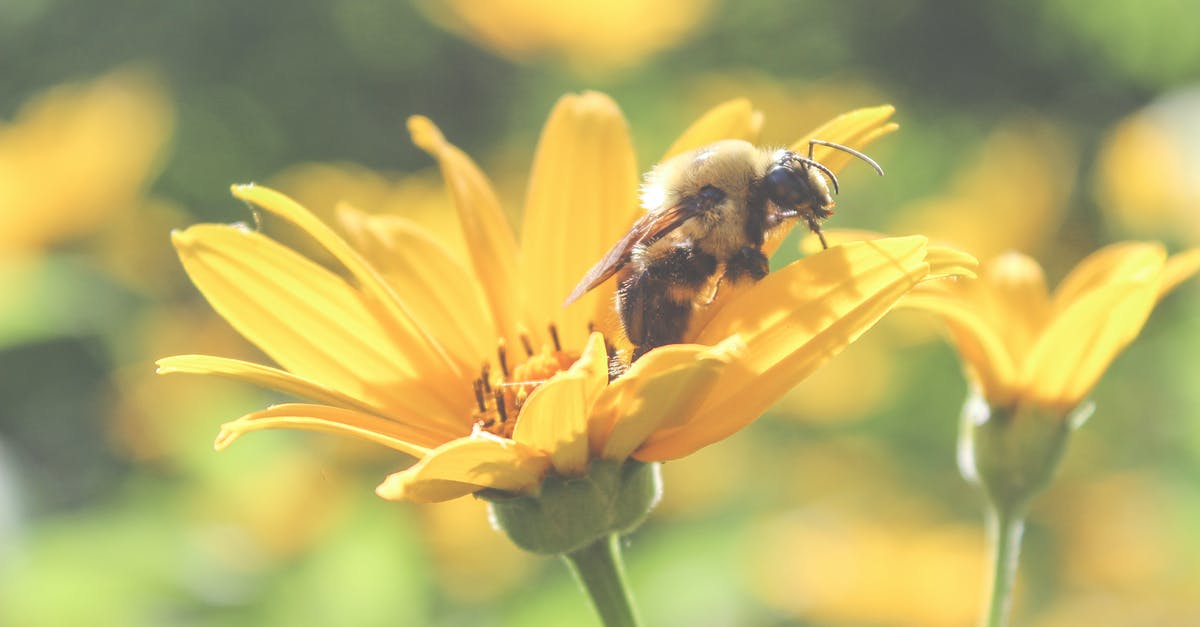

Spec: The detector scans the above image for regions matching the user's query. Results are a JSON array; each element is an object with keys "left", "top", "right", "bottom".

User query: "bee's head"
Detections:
[
  {"left": 764, "top": 156, "right": 837, "bottom": 218},
  {"left": 764, "top": 142, "right": 885, "bottom": 220}
]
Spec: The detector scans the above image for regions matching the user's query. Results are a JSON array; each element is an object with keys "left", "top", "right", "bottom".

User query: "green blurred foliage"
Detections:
[{"left": 2, "top": 0, "right": 1199, "bottom": 625}]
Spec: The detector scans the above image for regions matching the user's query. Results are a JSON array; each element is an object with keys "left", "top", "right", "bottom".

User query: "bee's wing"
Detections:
[{"left": 563, "top": 203, "right": 699, "bottom": 305}]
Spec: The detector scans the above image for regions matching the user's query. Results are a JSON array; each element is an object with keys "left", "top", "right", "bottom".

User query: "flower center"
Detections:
[{"left": 471, "top": 324, "right": 580, "bottom": 438}]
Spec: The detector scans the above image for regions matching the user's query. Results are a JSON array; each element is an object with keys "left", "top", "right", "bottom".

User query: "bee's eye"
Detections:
[{"left": 765, "top": 165, "right": 805, "bottom": 206}]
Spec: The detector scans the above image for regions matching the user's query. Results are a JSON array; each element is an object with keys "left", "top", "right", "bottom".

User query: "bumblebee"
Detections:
[{"left": 566, "top": 139, "right": 883, "bottom": 361}]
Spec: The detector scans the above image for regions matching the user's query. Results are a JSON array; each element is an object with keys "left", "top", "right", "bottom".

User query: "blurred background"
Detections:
[{"left": 2, "top": 0, "right": 1199, "bottom": 625}]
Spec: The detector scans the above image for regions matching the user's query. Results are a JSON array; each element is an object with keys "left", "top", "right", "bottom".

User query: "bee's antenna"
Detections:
[
  {"left": 808, "top": 139, "right": 886, "bottom": 177},
  {"left": 789, "top": 155, "right": 841, "bottom": 194}
]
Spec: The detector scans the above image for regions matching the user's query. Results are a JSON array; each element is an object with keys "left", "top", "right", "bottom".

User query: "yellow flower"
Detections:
[
  {"left": 160, "top": 93, "right": 963, "bottom": 504},
  {"left": 906, "top": 242, "right": 1200, "bottom": 414},
  {"left": 0, "top": 69, "right": 173, "bottom": 254},
  {"left": 892, "top": 118, "right": 1077, "bottom": 261},
  {"left": 416, "top": 0, "right": 716, "bottom": 74},
  {"left": 1094, "top": 90, "right": 1200, "bottom": 244}
]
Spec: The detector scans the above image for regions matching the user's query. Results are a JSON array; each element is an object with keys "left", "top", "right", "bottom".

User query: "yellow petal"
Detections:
[
  {"left": 337, "top": 205, "right": 495, "bottom": 366},
  {"left": 661, "top": 98, "right": 764, "bottom": 160},
  {"left": 802, "top": 231, "right": 979, "bottom": 281},
  {"left": 900, "top": 291, "right": 1019, "bottom": 405},
  {"left": 409, "top": 115, "right": 528, "bottom": 347},
  {"left": 231, "top": 184, "right": 462, "bottom": 383},
  {"left": 789, "top": 105, "right": 898, "bottom": 175},
  {"left": 520, "top": 92, "right": 639, "bottom": 349},
  {"left": 926, "top": 244, "right": 980, "bottom": 280},
  {"left": 1051, "top": 241, "right": 1166, "bottom": 313},
  {"left": 982, "top": 252, "right": 1051, "bottom": 365},
  {"left": 1023, "top": 266, "right": 1162, "bottom": 412},
  {"left": 215, "top": 403, "right": 442, "bottom": 457},
  {"left": 375, "top": 436, "right": 551, "bottom": 503},
  {"left": 1160, "top": 248, "right": 1200, "bottom": 297},
  {"left": 172, "top": 224, "right": 460, "bottom": 422},
  {"left": 640, "top": 237, "right": 934, "bottom": 460},
  {"left": 511, "top": 333, "right": 609, "bottom": 474},
  {"left": 597, "top": 339, "right": 738, "bottom": 462},
  {"left": 156, "top": 354, "right": 390, "bottom": 417}
]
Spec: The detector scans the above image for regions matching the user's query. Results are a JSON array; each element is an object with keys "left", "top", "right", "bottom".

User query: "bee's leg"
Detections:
[
  {"left": 806, "top": 218, "right": 829, "bottom": 249},
  {"left": 724, "top": 246, "right": 770, "bottom": 283},
  {"left": 620, "top": 243, "right": 717, "bottom": 361}
]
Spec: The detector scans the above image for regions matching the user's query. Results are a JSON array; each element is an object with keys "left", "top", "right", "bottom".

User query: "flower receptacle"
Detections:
[
  {"left": 957, "top": 391, "right": 1092, "bottom": 513},
  {"left": 482, "top": 460, "right": 662, "bottom": 555}
]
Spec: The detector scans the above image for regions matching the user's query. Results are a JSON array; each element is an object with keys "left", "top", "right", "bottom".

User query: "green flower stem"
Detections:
[
  {"left": 562, "top": 534, "right": 641, "bottom": 627},
  {"left": 982, "top": 502, "right": 1026, "bottom": 627},
  {"left": 958, "top": 394, "right": 1092, "bottom": 627}
]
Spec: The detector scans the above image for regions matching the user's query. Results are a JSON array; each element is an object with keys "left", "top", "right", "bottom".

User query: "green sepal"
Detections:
[
  {"left": 957, "top": 391, "right": 1093, "bottom": 512},
  {"left": 480, "top": 459, "right": 661, "bottom": 555}
]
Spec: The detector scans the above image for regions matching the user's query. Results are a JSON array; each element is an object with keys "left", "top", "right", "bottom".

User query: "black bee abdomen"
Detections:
[{"left": 619, "top": 243, "right": 718, "bottom": 361}]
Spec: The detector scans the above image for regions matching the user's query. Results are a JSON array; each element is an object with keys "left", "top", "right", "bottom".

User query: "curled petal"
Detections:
[
  {"left": 926, "top": 244, "right": 980, "bottom": 279},
  {"left": 511, "top": 333, "right": 609, "bottom": 474},
  {"left": 216, "top": 403, "right": 445, "bottom": 457},
  {"left": 157, "top": 354, "right": 389, "bottom": 417},
  {"left": 375, "top": 436, "right": 551, "bottom": 503}
]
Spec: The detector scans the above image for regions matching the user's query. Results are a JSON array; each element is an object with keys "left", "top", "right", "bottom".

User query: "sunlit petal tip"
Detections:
[
  {"left": 571, "top": 90, "right": 621, "bottom": 114},
  {"left": 1161, "top": 248, "right": 1200, "bottom": 296},
  {"left": 407, "top": 115, "right": 447, "bottom": 152},
  {"left": 229, "top": 182, "right": 255, "bottom": 196},
  {"left": 213, "top": 428, "right": 239, "bottom": 451}
]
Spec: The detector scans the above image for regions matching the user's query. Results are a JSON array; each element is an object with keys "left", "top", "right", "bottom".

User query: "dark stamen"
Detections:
[
  {"left": 472, "top": 380, "right": 486, "bottom": 412},
  {"left": 520, "top": 333, "right": 534, "bottom": 357},
  {"left": 587, "top": 321, "right": 596, "bottom": 334},
  {"left": 548, "top": 324, "right": 562, "bottom": 351},
  {"left": 480, "top": 364, "right": 492, "bottom": 393},
  {"left": 497, "top": 341, "right": 509, "bottom": 377},
  {"left": 494, "top": 390, "right": 509, "bottom": 423}
]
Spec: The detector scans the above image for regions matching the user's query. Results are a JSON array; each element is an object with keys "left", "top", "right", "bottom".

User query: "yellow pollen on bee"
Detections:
[{"left": 471, "top": 323, "right": 584, "bottom": 438}]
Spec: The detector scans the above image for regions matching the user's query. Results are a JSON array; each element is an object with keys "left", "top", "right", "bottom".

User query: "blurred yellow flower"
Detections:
[
  {"left": 1032, "top": 471, "right": 1200, "bottom": 627},
  {"left": 1094, "top": 89, "right": 1200, "bottom": 244},
  {"left": 416, "top": 0, "right": 715, "bottom": 74},
  {"left": 906, "top": 242, "right": 1200, "bottom": 414},
  {"left": 748, "top": 511, "right": 983, "bottom": 627},
  {"left": 0, "top": 69, "right": 173, "bottom": 255},
  {"left": 160, "top": 93, "right": 963, "bottom": 504},
  {"left": 893, "top": 118, "right": 1077, "bottom": 261}
]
